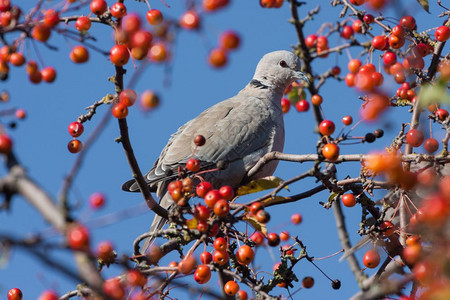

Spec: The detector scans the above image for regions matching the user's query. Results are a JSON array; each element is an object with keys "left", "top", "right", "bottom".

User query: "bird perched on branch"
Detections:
[{"left": 122, "top": 50, "right": 308, "bottom": 252}]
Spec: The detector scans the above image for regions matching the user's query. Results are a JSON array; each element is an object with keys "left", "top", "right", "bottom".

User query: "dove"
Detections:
[{"left": 122, "top": 50, "right": 308, "bottom": 252}]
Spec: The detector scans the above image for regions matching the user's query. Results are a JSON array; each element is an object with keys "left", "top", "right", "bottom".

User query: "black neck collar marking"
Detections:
[{"left": 250, "top": 79, "right": 269, "bottom": 89}]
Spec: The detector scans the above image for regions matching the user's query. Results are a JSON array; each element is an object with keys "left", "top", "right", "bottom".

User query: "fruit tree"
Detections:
[{"left": 0, "top": 0, "right": 449, "bottom": 299}]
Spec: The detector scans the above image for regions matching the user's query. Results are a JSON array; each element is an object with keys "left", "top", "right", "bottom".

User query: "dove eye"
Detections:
[{"left": 279, "top": 60, "right": 288, "bottom": 68}]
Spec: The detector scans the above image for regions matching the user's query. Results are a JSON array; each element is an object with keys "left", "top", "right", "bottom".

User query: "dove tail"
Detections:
[
  {"left": 140, "top": 215, "right": 167, "bottom": 254},
  {"left": 139, "top": 192, "right": 173, "bottom": 254}
]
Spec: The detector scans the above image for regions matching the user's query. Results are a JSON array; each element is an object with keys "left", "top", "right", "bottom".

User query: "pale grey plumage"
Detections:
[{"left": 122, "top": 50, "right": 307, "bottom": 253}]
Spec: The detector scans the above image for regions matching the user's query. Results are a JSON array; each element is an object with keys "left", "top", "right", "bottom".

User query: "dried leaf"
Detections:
[
  {"left": 261, "top": 196, "right": 288, "bottom": 206},
  {"left": 416, "top": 0, "right": 429, "bottom": 13},
  {"left": 237, "top": 176, "right": 285, "bottom": 196},
  {"left": 243, "top": 215, "right": 267, "bottom": 235},
  {"left": 186, "top": 218, "right": 198, "bottom": 229}
]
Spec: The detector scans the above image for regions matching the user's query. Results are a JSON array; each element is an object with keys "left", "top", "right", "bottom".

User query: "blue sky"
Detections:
[{"left": 0, "top": 0, "right": 443, "bottom": 299}]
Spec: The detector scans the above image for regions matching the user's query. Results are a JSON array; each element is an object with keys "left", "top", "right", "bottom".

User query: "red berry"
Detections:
[
  {"left": 9, "top": 52, "right": 25, "bottom": 66},
  {"left": 304, "top": 34, "right": 317, "bottom": 48},
  {"left": 208, "top": 48, "right": 227, "bottom": 68},
  {"left": 194, "top": 204, "right": 210, "bottom": 221},
  {"left": 322, "top": 143, "right": 339, "bottom": 161},
  {"left": 224, "top": 281, "right": 239, "bottom": 296},
  {"left": 352, "top": 19, "right": 362, "bottom": 33},
  {"left": 302, "top": 276, "right": 315, "bottom": 288},
  {"left": 68, "top": 139, "right": 82, "bottom": 153},
  {"left": 180, "top": 10, "right": 200, "bottom": 30},
  {"left": 178, "top": 255, "right": 196, "bottom": 274},
  {"left": 194, "top": 264, "right": 211, "bottom": 284},
  {"left": 219, "top": 185, "right": 234, "bottom": 200},
  {"left": 363, "top": 249, "right": 380, "bottom": 268},
  {"left": 279, "top": 231, "right": 290, "bottom": 241},
  {"left": 7, "top": 288, "right": 23, "bottom": 300},
  {"left": 372, "top": 35, "right": 387, "bottom": 50},
  {"left": 70, "top": 45, "right": 89, "bottom": 63},
  {"left": 341, "top": 193, "right": 356, "bottom": 207},
  {"left": 146, "top": 9, "right": 163, "bottom": 25},
  {"left": 250, "top": 202, "right": 264, "bottom": 215},
  {"left": 119, "top": 89, "right": 137, "bottom": 107},
  {"left": 435, "top": 109, "right": 449, "bottom": 121},
  {"left": 103, "top": 278, "right": 125, "bottom": 300},
  {"left": 348, "top": 58, "right": 362, "bottom": 73},
  {"left": 0, "top": 133, "right": 12, "bottom": 153},
  {"left": 0, "top": 0, "right": 10, "bottom": 12},
  {"left": 363, "top": 14, "right": 374, "bottom": 24},
  {"left": 44, "top": 9, "right": 59, "bottom": 28},
  {"left": 316, "top": 36, "right": 328, "bottom": 48},
  {"left": 340, "top": 25, "right": 354, "bottom": 39},
  {"left": 413, "top": 43, "right": 430, "bottom": 57},
  {"left": 67, "top": 224, "right": 90, "bottom": 250},
  {"left": 349, "top": 0, "right": 365, "bottom": 5},
  {"left": 391, "top": 25, "right": 405, "bottom": 37},
  {"left": 342, "top": 115, "right": 353, "bottom": 125},
  {"left": 435, "top": 26, "right": 450, "bottom": 42},
  {"left": 110, "top": 44, "right": 129, "bottom": 67},
  {"left": 32, "top": 24, "right": 51, "bottom": 42},
  {"left": 194, "top": 134, "right": 206, "bottom": 146},
  {"left": 295, "top": 99, "right": 309, "bottom": 112},
  {"left": 37, "top": 291, "right": 58, "bottom": 300},
  {"left": 236, "top": 245, "right": 254, "bottom": 265},
  {"left": 15, "top": 109, "right": 26, "bottom": 119},
  {"left": 200, "top": 251, "right": 212, "bottom": 264},
  {"left": 122, "top": 13, "right": 141, "bottom": 33},
  {"left": 291, "top": 213, "right": 302, "bottom": 224},
  {"left": 399, "top": 16, "right": 416, "bottom": 30},
  {"left": 380, "top": 220, "right": 395, "bottom": 236},
  {"left": 89, "top": 192, "right": 106, "bottom": 209},
  {"left": 148, "top": 42, "right": 168, "bottom": 62},
  {"left": 255, "top": 209, "right": 270, "bottom": 223},
  {"left": 213, "top": 199, "right": 230, "bottom": 217},
  {"left": 319, "top": 120, "right": 335, "bottom": 136},
  {"left": 75, "top": 16, "right": 91, "bottom": 31},
  {"left": 424, "top": 138, "right": 439, "bottom": 154},
  {"left": 204, "top": 189, "right": 221, "bottom": 208},
  {"left": 97, "top": 241, "right": 115, "bottom": 263},
  {"left": 281, "top": 98, "right": 290, "bottom": 113},
  {"left": 186, "top": 158, "right": 201, "bottom": 172},
  {"left": 250, "top": 231, "right": 265, "bottom": 245},
  {"left": 40, "top": 67, "right": 56, "bottom": 83},
  {"left": 196, "top": 181, "right": 213, "bottom": 198},
  {"left": 126, "top": 269, "right": 147, "bottom": 287},
  {"left": 110, "top": 3, "right": 127, "bottom": 18},
  {"left": 267, "top": 232, "right": 280, "bottom": 247},
  {"left": 213, "top": 250, "right": 229, "bottom": 265},
  {"left": 383, "top": 51, "right": 397, "bottom": 66},
  {"left": 90, "top": 0, "right": 107, "bottom": 15},
  {"left": 406, "top": 129, "right": 424, "bottom": 147},
  {"left": 112, "top": 103, "right": 128, "bottom": 119},
  {"left": 68, "top": 121, "right": 84, "bottom": 137},
  {"left": 220, "top": 31, "right": 240, "bottom": 49},
  {"left": 213, "top": 237, "right": 228, "bottom": 251}
]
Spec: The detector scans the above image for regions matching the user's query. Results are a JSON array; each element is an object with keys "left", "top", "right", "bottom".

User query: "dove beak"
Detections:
[{"left": 294, "top": 71, "right": 309, "bottom": 84}]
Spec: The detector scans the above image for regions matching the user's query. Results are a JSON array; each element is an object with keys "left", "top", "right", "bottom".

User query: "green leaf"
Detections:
[
  {"left": 243, "top": 215, "right": 267, "bottom": 235},
  {"left": 288, "top": 87, "right": 300, "bottom": 103},
  {"left": 328, "top": 192, "right": 339, "bottom": 203},
  {"left": 237, "top": 176, "right": 285, "bottom": 196},
  {"left": 416, "top": 0, "right": 429, "bottom": 13},
  {"left": 418, "top": 81, "right": 450, "bottom": 110}
]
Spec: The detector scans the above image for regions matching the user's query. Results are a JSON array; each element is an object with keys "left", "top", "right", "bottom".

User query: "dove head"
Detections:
[{"left": 252, "top": 50, "right": 308, "bottom": 91}]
